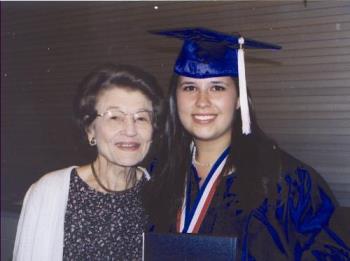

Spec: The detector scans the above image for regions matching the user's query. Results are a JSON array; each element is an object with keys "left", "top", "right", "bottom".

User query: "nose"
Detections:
[
  {"left": 195, "top": 90, "right": 211, "bottom": 108},
  {"left": 122, "top": 117, "right": 137, "bottom": 136}
]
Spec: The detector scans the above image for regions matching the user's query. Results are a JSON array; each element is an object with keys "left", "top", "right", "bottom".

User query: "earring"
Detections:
[{"left": 89, "top": 137, "right": 97, "bottom": 146}]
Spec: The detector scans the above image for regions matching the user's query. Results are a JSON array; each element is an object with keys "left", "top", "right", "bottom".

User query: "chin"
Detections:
[
  {"left": 193, "top": 133, "right": 218, "bottom": 141},
  {"left": 193, "top": 130, "right": 232, "bottom": 142},
  {"left": 115, "top": 159, "right": 141, "bottom": 167},
  {"left": 115, "top": 154, "right": 146, "bottom": 166}
]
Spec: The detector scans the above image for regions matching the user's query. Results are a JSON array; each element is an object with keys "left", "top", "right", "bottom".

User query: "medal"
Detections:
[{"left": 178, "top": 147, "right": 230, "bottom": 233}]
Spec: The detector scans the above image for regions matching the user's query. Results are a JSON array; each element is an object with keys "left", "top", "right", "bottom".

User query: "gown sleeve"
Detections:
[{"left": 243, "top": 149, "right": 350, "bottom": 261}]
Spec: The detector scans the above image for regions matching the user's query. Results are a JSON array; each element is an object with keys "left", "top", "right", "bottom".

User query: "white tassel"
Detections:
[{"left": 238, "top": 37, "right": 251, "bottom": 135}]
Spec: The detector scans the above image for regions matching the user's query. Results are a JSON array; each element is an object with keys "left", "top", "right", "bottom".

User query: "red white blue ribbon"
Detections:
[{"left": 177, "top": 147, "right": 230, "bottom": 233}]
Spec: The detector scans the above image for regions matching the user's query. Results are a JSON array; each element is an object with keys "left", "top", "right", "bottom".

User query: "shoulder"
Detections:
[
  {"left": 33, "top": 166, "right": 76, "bottom": 188},
  {"left": 19, "top": 166, "right": 77, "bottom": 217},
  {"left": 269, "top": 144, "right": 338, "bottom": 205},
  {"left": 274, "top": 145, "right": 328, "bottom": 188},
  {"left": 255, "top": 137, "right": 337, "bottom": 203},
  {"left": 256, "top": 136, "right": 319, "bottom": 178},
  {"left": 27, "top": 166, "right": 76, "bottom": 200}
]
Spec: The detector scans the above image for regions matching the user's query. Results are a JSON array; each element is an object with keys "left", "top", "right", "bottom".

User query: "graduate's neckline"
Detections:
[{"left": 191, "top": 143, "right": 231, "bottom": 169}]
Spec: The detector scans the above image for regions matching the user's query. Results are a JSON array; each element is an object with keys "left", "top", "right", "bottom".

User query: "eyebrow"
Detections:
[
  {"left": 106, "top": 106, "right": 121, "bottom": 110},
  {"left": 178, "top": 81, "right": 196, "bottom": 86},
  {"left": 105, "top": 106, "right": 153, "bottom": 113},
  {"left": 178, "top": 80, "right": 229, "bottom": 86},
  {"left": 210, "top": 81, "right": 229, "bottom": 86}
]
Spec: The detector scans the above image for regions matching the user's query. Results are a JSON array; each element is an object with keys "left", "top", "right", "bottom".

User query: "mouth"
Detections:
[
  {"left": 192, "top": 114, "right": 217, "bottom": 124},
  {"left": 115, "top": 142, "right": 140, "bottom": 151}
]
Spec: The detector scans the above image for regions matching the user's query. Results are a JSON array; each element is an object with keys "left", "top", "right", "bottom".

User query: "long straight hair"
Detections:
[{"left": 143, "top": 74, "right": 278, "bottom": 231}]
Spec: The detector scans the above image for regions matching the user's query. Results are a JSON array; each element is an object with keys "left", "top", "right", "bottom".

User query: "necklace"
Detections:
[
  {"left": 192, "top": 146, "right": 212, "bottom": 168},
  {"left": 193, "top": 157, "right": 212, "bottom": 168},
  {"left": 91, "top": 163, "right": 119, "bottom": 193}
]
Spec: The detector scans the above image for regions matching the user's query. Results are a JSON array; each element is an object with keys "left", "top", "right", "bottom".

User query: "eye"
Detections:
[
  {"left": 211, "top": 85, "right": 226, "bottom": 91},
  {"left": 134, "top": 112, "right": 152, "bottom": 123},
  {"left": 107, "top": 111, "right": 124, "bottom": 121},
  {"left": 182, "top": 85, "right": 197, "bottom": 92},
  {"left": 135, "top": 117, "right": 148, "bottom": 123},
  {"left": 135, "top": 116, "right": 146, "bottom": 122},
  {"left": 109, "top": 115, "right": 123, "bottom": 121}
]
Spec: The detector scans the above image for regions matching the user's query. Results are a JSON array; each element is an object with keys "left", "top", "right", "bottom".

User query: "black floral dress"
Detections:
[{"left": 63, "top": 169, "right": 147, "bottom": 261}]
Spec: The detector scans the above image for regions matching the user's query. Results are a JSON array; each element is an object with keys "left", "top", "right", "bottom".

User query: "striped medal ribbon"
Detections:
[{"left": 177, "top": 147, "right": 230, "bottom": 233}]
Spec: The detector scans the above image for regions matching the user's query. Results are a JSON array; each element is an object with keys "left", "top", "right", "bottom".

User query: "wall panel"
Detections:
[{"left": 2, "top": 1, "right": 350, "bottom": 206}]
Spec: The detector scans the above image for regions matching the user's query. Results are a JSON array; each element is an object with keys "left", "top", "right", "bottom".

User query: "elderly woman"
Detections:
[
  {"left": 13, "top": 64, "right": 163, "bottom": 260},
  {"left": 145, "top": 28, "right": 349, "bottom": 260}
]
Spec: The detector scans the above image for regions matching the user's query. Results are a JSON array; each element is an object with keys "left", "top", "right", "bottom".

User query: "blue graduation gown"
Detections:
[{"left": 184, "top": 144, "right": 350, "bottom": 261}]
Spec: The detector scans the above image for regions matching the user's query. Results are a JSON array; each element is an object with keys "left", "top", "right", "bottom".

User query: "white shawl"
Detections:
[
  {"left": 13, "top": 165, "right": 150, "bottom": 260},
  {"left": 13, "top": 166, "right": 76, "bottom": 261}
]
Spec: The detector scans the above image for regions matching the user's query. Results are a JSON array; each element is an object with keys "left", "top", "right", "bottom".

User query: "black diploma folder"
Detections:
[{"left": 142, "top": 232, "right": 237, "bottom": 261}]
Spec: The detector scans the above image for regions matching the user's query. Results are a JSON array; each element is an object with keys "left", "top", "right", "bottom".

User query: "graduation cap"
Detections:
[{"left": 151, "top": 27, "right": 281, "bottom": 135}]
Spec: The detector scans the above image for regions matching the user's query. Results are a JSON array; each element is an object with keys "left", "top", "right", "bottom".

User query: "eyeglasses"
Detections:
[{"left": 96, "top": 108, "right": 153, "bottom": 129}]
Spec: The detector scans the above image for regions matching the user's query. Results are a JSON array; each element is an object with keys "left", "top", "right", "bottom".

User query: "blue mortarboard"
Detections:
[{"left": 151, "top": 27, "right": 281, "bottom": 134}]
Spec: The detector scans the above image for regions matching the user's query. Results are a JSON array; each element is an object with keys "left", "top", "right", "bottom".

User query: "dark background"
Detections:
[{"left": 2, "top": 1, "right": 350, "bottom": 208}]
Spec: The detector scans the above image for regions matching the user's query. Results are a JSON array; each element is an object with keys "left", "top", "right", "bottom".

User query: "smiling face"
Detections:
[
  {"left": 176, "top": 76, "right": 240, "bottom": 144},
  {"left": 87, "top": 86, "right": 153, "bottom": 167}
]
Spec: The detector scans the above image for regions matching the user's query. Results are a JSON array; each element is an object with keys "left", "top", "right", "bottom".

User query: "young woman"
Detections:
[
  {"left": 145, "top": 28, "right": 349, "bottom": 260},
  {"left": 13, "top": 64, "right": 163, "bottom": 260}
]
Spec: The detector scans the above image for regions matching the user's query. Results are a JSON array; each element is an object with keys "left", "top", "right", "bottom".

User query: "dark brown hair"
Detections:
[
  {"left": 144, "top": 74, "right": 278, "bottom": 231},
  {"left": 73, "top": 63, "right": 164, "bottom": 172},
  {"left": 73, "top": 63, "right": 163, "bottom": 138}
]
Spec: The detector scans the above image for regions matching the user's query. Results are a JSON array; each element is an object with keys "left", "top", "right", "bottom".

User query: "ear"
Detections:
[
  {"left": 236, "top": 97, "right": 240, "bottom": 110},
  {"left": 85, "top": 124, "right": 96, "bottom": 143}
]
